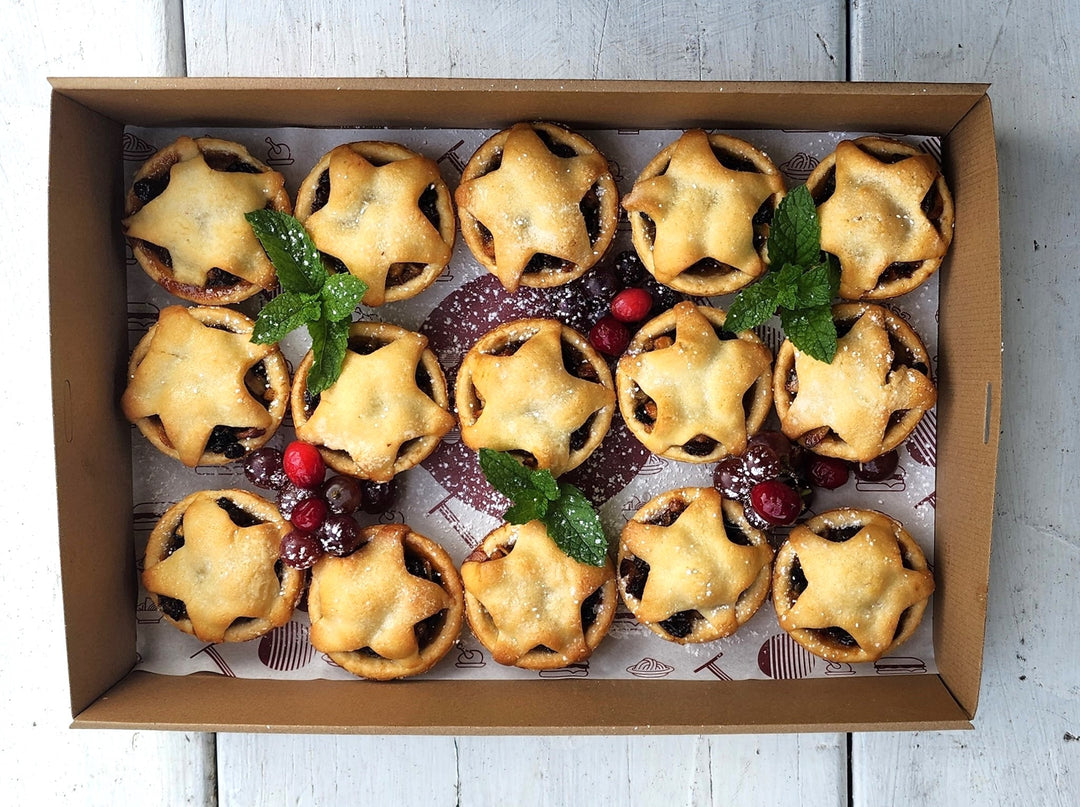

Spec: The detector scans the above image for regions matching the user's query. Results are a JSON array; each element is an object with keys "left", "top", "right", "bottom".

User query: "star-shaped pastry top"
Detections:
[
  {"left": 818, "top": 140, "right": 948, "bottom": 298},
  {"left": 122, "top": 136, "right": 285, "bottom": 289},
  {"left": 621, "top": 488, "right": 771, "bottom": 634},
  {"left": 620, "top": 302, "right": 771, "bottom": 455},
  {"left": 781, "top": 307, "right": 936, "bottom": 461},
  {"left": 461, "top": 520, "right": 612, "bottom": 665},
  {"left": 142, "top": 496, "right": 289, "bottom": 643},
  {"left": 622, "top": 129, "right": 782, "bottom": 284},
  {"left": 461, "top": 321, "right": 615, "bottom": 476},
  {"left": 779, "top": 522, "right": 935, "bottom": 654},
  {"left": 297, "top": 330, "right": 454, "bottom": 482},
  {"left": 122, "top": 306, "right": 275, "bottom": 467},
  {"left": 303, "top": 145, "right": 453, "bottom": 306},
  {"left": 309, "top": 525, "right": 453, "bottom": 661},
  {"left": 456, "top": 124, "right": 611, "bottom": 291}
]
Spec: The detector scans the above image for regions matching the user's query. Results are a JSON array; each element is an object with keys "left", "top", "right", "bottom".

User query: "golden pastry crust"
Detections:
[
  {"left": 461, "top": 520, "right": 617, "bottom": 669},
  {"left": 122, "top": 305, "right": 290, "bottom": 467},
  {"left": 806, "top": 136, "right": 954, "bottom": 299},
  {"left": 617, "top": 302, "right": 773, "bottom": 463},
  {"left": 308, "top": 523, "right": 464, "bottom": 680},
  {"left": 295, "top": 141, "right": 456, "bottom": 306},
  {"left": 142, "top": 489, "right": 302, "bottom": 643},
  {"left": 622, "top": 130, "right": 785, "bottom": 295},
  {"left": 772, "top": 508, "right": 934, "bottom": 663},
  {"left": 619, "top": 487, "right": 773, "bottom": 644},
  {"left": 123, "top": 136, "right": 292, "bottom": 304},
  {"left": 455, "top": 318, "right": 615, "bottom": 477},
  {"left": 773, "top": 303, "right": 936, "bottom": 463},
  {"left": 291, "top": 321, "right": 455, "bottom": 482},
  {"left": 455, "top": 122, "right": 619, "bottom": 291}
]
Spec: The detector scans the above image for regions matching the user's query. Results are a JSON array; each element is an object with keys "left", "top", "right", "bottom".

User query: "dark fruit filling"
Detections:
[
  {"left": 216, "top": 496, "right": 262, "bottom": 528},
  {"left": 404, "top": 548, "right": 438, "bottom": 583},
  {"left": 561, "top": 344, "right": 600, "bottom": 381},
  {"left": 580, "top": 587, "right": 604, "bottom": 632},
  {"left": 620, "top": 556, "right": 650, "bottom": 600},
  {"left": 312, "top": 170, "right": 331, "bottom": 212},
  {"left": 303, "top": 389, "right": 321, "bottom": 416},
  {"left": 203, "top": 150, "right": 263, "bottom": 173},
  {"left": 414, "top": 364, "right": 436, "bottom": 400},
  {"left": 682, "top": 435, "right": 719, "bottom": 456},
  {"left": 645, "top": 498, "right": 688, "bottom": 528},
  {"left": 722, "top": 518, "right": 753, "bottom": 546},
  {"left": 752, "top": 199, "right": 775, "bottom": 227},
  {"left": 418, "top": 183, "right": 441, "bottom": 229},
  {"left": 921, "top": 184, "right": 945, "bottom": 221},
  {"left": 789, "top": 557, "right": 808, "bottom": 596},
  {"left": 810, "top": 166, "right": 836, "bottom": 205},
  {"left": 569, "top": 414, "right": 596, "bottom": 452},
  {"left": 855, "top": 143, "right": 908, "bottom": 164},
  {"left": 523, "top": 253, "right": 573, "bottom": 275},
  {"left": 820, "top": 525, "right": 862, "bottom": 543},
  {"left": 163, "top": 527, "right": 185, "bottom": 558},
  {"left": 579, "top": 186, "right": 603, "bottom": 244},
  {"left": 133, "top": 175, "right": 170, "bottom": 204},
  {"left": 640, "top": 213, "right": 657, "bottom": 244},
  {"left": 322, "top": 253, "right": 348, "bottom": 275},
  {"left": 142, "top": 241, "right": 173, "bottom": 268},
  {"left": 709, "top": 146, "right": 759, "bottom": 174},
  {"left": 634, "top": 398, "right": 657, "bottom": 427},
  {"left": 206, "top": 426, "right": 246, "bottom": 459},
  {"left": 413, "top": 611, "right": 447, "bottom": 650},
  {"left": 347, "top": 335, "right": 385, "bottom": 356},
  {"left": 682, "top": 257, "right": 737, "bottom": 279},
  {"left": 158, "top": 595, "right": 188, "bottom": 622},
  {"left": 386, "top": 262, "right": 427, "bottom": 288},
  {"left": 659, "top": 609, "right": 702, "bottom": 639},
  {"left": 879, "top": 261, "right": 923, "bottom": 285},
  {"left": 886, "top": 332, "right": 929, "bottom": 376},
  {"left": 533, "top": 128, "right": 578, "bottom": 159},
  {"left": 819, "top": 626, "right": 859, "bottom": 647}
]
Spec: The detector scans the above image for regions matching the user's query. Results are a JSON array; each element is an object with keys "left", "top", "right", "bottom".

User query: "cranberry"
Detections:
[
  {"left": 358, "top": 479, "right": 396, "bottom": 515},
  {"left": 610, "top": 288, "right": 653, "bottom": 323},
  {"left": 749, "top": 479, "right": 802, "bottom": 526},
  {"left": 282, "top": 441, "right": 325, "bottom": 489},
  {"left": 277, "top": 482, "right": 316, "bottom": 520},
  {"left": 744, "top": 443, "right": 782, "bottom": 482},
  {"left": 290, "top": 497, "right": 328, "bottom": 533},
  {"left": 855, "top": 450, "right": 900, "bottom": 482},
  {"left": 714, "top": 456, "right": 752, "bottom": 501},
  {"left": 318, "top": 514, "right": 362, "bottom": 557},
  {"left": 589, "top": 315, "right": 630, "bottom": 357},
  {"left": 321, "top": 475, "right": 363, "bottom": 515},
  {"left": 808, "top": 456, "right": 850, "bottom": 489},
  {"left": 279, "top": 530, "right": 323, "bottom": 570}
]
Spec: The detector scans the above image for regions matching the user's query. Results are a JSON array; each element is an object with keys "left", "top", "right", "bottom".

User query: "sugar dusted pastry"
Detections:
[
  {"left": 622, "top": 129, "right": 785, "bottom": 295},
  {"left": 455, "top": 318, "right": 616, "bottom": 477},
  {"left": 295, "top": 141, "right": 455, "bottom": 306},
  {"left": 619, "top": 487, "right": 773, "bottom": 643},
  {"left": 122, "top": 305, "right": 290, "bottom": 466},
  {"left": 291, "top": 322, "right": 455, "bottom": 482},
  {"left": 123, "top": 136, "right": 292, "bottom": 304},
  {"left": 617, "top": 302, "right": 773, "bottom": 462},
  {"left": 142, "top": 489, "right": 303, "bottom": 643},
  {"left": 455, "top": 122, "right": 619, "bottom": 291},
  {"left": 772, "top": 508, "right": 935, "bottom": 663},
  {"left": 806, "top": 136, "right": 954, "bottom": 299},
  {"left": 461, "top": 520, "right": 617, "bottom": 669},
  {"left": 308, "top": 523, "right": 464, "bottom": 680},
  {"left": 773, "top": 303, "right": 936, "bottom": 463}
]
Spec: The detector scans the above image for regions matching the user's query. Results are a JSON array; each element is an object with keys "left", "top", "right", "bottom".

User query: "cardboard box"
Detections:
[{"left": 49, "top": 78, "right": 1001, "bottom": 733}]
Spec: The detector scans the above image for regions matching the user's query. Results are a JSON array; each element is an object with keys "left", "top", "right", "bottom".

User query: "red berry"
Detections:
[
  {"left": 290, "top": 497, "right": 328, "bottom": 533},
  {"left": 808, "top": 456, "right": 850, "bottom": 489},
  {"left": 714, "top": 456, "right": 752, "bottom": 501},
  {"left": 744, "top": 443, "right": 782, "bottom": 482},
  {"left": 279, "top": 530, "right": 323, "bottom": 570},
  {"left": 283, "top": 441, "right": 325, "bottom": 489},
  {"left": 610, "top": 287, "right": 653, "bottom": 323},
  {"left": 749, "top": 479, "right": 802, "bottom": 526},
  {"left": 855, "top": 450, "right": 900, "bottom": 482},
  {"left": 589, "top": 315, "right": 630, "bottom": 357}
]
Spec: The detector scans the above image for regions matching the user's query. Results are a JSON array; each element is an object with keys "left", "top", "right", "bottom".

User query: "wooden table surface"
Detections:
[{"left": 3, "top": 1, "right": 1077, "bottom": 803}]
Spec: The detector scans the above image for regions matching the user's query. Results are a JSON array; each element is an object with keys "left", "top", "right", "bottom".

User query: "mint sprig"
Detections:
[
  {"left": 245, "top": 210, "right": 368, "bottom": 394},
  {"left": 725, "top": 185, "right": 840, "bottom": 363},
  {"left": 478, "top": 449, "right": 608, "bottom": 567}
]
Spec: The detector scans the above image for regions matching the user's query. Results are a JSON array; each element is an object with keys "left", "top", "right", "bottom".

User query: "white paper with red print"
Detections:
[{"left": 125, "top": 125, "right": 940, "bottom": 683}]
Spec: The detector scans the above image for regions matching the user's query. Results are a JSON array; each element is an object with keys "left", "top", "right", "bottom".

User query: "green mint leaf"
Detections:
[
  {"left": 306, "top": 318, "right": 350, "bottom": 394},
  {"left": 322, "top": 272, "right": 368, "bottom": 322},
  {"left": 794, "top": 261, "right": 838, "bottom": 308},
  {"left": 543, "top": 484, "right": 609, "bottom": 567},
  {"left": 768, "top": 185, "right": 820, "bottom": 269},
  {"left": 772, "top": 263, "right": 804, "bottom": 310},
  {"left": 503, "top": 492, "right": 550, "bottom": 525},
  {"left": 779, "top": 304, "right": 837, "bottom": 364},
  {"left": 725, "top": 276, "right": 779, "bottom": 333},
  {"left": 245, "top": 209, "right": 325, "bottom": 295},
  {"left": 251, "top": 291, "right": 321, "bottom": 344},
  {"left": 478, "top": 449, "right": 560, "bottom": 503}
]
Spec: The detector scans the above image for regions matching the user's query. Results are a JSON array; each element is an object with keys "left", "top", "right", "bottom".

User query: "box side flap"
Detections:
[
  {"left": 935, "top": 94, "right": 1001, "bottom": 718},
  {"left": 74, "top": 672, "right": 971, "bottom": 733},
  {"left": 49, "top": 78, "right": 989, "bottom": 133},
  {"left": 49, "top": 90, "right": 135, "bottom": 716}
]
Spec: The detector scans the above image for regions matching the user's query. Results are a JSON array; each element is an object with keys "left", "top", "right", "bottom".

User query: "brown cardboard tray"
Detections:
[{"left": 48, "top": 78, "right": 1001, "bottom": 733}]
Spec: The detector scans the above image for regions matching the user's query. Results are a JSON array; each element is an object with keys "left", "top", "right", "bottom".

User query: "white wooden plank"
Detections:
[
  {"left": 851, "top": 1, "right": 1080, "bottom": 804},
  {"left": 0, "top": 1, "right": 217, "bottom": 804},
  {"left": 184, "top": 0, "right": 846, "bottom": 80},
  {"left": 194, "top": 2, "right": 848, "bottom": 804}
]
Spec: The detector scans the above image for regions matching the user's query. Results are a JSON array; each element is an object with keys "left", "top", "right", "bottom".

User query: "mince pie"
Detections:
[
  {"left": 295, "top": 141, "right": 456, "bottom": 306},
  {"left": 773, "top": 303, "right": 936, "bottom": 463},
  {"left": 122, "top": 136, "right": 292, "bottom": 304},
  {"left": 617, "top": 302, "right": 773, "bottom": 463},
  {"left": 122, "top": 305, "right": 290, "bottom": 467},
  {"left": 622, "top": 130, "right": 786, "bottom": 295},
  {"left": 806, "top": 136, "right": 954, "bottom": 299},
  {"left": 456, "top": 318, "right": 615, "bottom": 477},
  {"left": 142, "top": 489, "right": 303, "bottom": 643},
  {"left": 461, "top": 520, "right": 617, "bottom": 669},
  {"left": 455, "top": 122, "right": 619, "bottom": 291},
  {"left": 291, "top": 322, "right": 455, "bottom": 482},
  {"left": 772, "top": 508, "right": 934, "bottom": 663},
  {"left": 308, "top": 523, "right": 464, "bottom": 680},
  {"left": 619, "top": 487, "right": 773, "bottom": 643}
]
